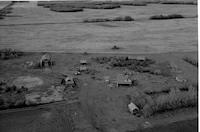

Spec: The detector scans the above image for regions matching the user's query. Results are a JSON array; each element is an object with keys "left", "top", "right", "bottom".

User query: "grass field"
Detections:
[{"left": 0, "top": 2, "right": 197, "bottom": 54}]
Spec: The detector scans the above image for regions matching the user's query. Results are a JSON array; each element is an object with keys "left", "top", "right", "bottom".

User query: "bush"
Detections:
[
  {"left": 84, "top": 16, "right": 134, "bottom": 23},
  {"left": 160, "top": 1, "right": 196, "bottom": 5},
  {"left": 144, "top": 86, "right": 170, "bottom": 95},
  {"left": 142, "top": 87, "right": 197, "bottom": 117},
  {"left": 150, "top": 14, "right": 184, "bottom": 20},
  {"left": 50, "top": 6, "right": 83, "bottom": 12},
  {"left": 92, "top": 56, "right": 155, "bottom": 72},
  {"left": 84, "top": 18, "right": 110, "bottom": 23},
  {"left": 123, "top": 16, "right": 134, "bottom": 21},
  {"left": 120, "top": 2, "right": 147, "bottom": 6},
  {"left": 38, "top": 1, "right": 121, "bottom": 10},
  {"left": 0, "top": 48, "right": 23, "bottom": 60},
  {"left": 183, "top": 57, "right": 198, "bottom": 67},
  {"left": 111, "top": 45, "right": 120, "bottom": 50},
  {"left": 86, "top": 4, "right": 120, "bottom": 9}
]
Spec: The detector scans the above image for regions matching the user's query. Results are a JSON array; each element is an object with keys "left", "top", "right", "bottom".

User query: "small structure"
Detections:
[
  {"left": 80, "top": 59, "right": 87, "bottom": 65},
  {"left": 24, "top": 61, "right": 34, "bottom": 69},
  {"left": 61, "top": 76, "right": 75, "bottom": 87},
  {"left": 175, "top": 76, "right": 186, "bottom": 82},
  {"left": 74, "top": 71, "right": 81, "bottom": 75},
  {"left": 116, "top": 74, "right": 132, "bottom": 87},
  {"left": 39, "top": 53, "right": 53, "bottom": 68},
  {"left": 104, "top": 76, "right": 110, "bottom": 83},
  {"left": 79, "top": 65, "right": 88, "bottom": 72},
  {"left": 128, "top": 102, "right": 139, "bottom": 115}
]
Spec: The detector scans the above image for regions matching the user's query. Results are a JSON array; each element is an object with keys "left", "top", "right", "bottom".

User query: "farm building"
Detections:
[
  {"left": 61, "top": 76, "right": 75, "bottom": 86},
  {"left": 39, "top": 53, "right": 53, "bottom": 68},
  {"left": 80, "top": 59, "right": 88, "bottom": 65},
  {"left": 116, "top": 74, "right": 132, "bottom": 87},
  {"left": 79, "top": 65, "right": 88, "bottom": 72}
]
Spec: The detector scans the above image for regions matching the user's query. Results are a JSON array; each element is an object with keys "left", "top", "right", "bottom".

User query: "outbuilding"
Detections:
[
  {"left": 79, "top": 65, "right": 88, "bottom": 72},
  {"left": 128, "top": 102, "right": 139, "bottom": 115},
  {"left": 80, "top": 60, "right": 88, "bottom": 65},
  {"left": 116, "top": 74, "right": 132, "bottom": 87},
  {"left": 39, "top": 53, "right": 53, "bottom": 68},
  {"left": 61, "top": 76, "right": 75, "bottom": 87}
]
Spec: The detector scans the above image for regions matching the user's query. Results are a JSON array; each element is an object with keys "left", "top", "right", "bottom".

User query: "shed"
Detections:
[
  {"left": 61, "top": 76, "right": 75, "bottom": 86},
  {"left": 79, "top": 65, "right": 88, "bottom": 72},
  {"left": 116, "top": 74, "right": 132, "bottom": 87},
  {"left": 39, "top": 53, "right": 53, "bottom": 67},
  {"left": 80, "top": 60, "right": 87, "bottom": 65},
  {"left": 128, "top": 102, "right": 139, "bottom": 115}
]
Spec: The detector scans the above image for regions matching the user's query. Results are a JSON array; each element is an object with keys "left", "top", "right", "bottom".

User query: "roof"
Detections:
[
  {"left": 41, "top": 54, "right": 51, "bottom": 61},
  {"left": 117, "top": 74, "right": 132, "bottom": 85},
  {"left": 80, "top": 60, "right": 87, "bottom": 64},
  {"left": 128, "top": 102, "right": 139, "bottom": 111},
  {"left": 64, "top": 77, "right": 74, "bottom": 84}
]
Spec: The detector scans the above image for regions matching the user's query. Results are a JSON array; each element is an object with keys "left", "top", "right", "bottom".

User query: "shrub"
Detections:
[
  {"left": 84, "top": 18, "right": 110, "bottom": 23},
  {"left": 37, "top": 1, "right": 48, "bottom": 6},
  {"left": 83, "top": 16, "right": 134, "bottom": 23},
  {"left": 111, "top": 45, "right": 120, "bottom": 50},
  {"left": 150, "top": 14, "right": 184, "bottom": 20},
  {"left": 38, "top": 1, "right": 121, "bottom": 10},
  {"left": 183, "top": 57, "right": 198, "bottom": 67},
  {"left": 147, "top": 61, "right": 173, "bottom": 76},
  {"left": 123, "top": 16, "right": 134, "bottom": 21},
  {"left": 160, "top": 1, "right": 196, "bottom": 5},
  {"left": 127, "top": 91, "right": 154, "bottom": 110},
  {"left": 92, "top": 56, "right": 155, "bottom": 72},
  {"left": 142, "top": 87, "right": 197, "bottom": 117},
  {"left": 144, "top": 86, "right": 170, "bottom": 95},
  {"left": 50, "top": 6, "right": 83, "bottom": 12},
  {"left": 86, "top": 4, "right": 120, "bottom": 9},
  {"left": 0, "top": 48, "right": 23, "bottom": 60},
  {"left": 122, "top": 2, "right": 147, "bottom": 6}
]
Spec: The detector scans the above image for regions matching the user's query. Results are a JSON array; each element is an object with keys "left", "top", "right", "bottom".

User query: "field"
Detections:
[
  {"left": 0, "top": 1, "right": 197, "bottom": 53},
  {"left": 0, "top": 1, "right": 198, "bottom": 132}
]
